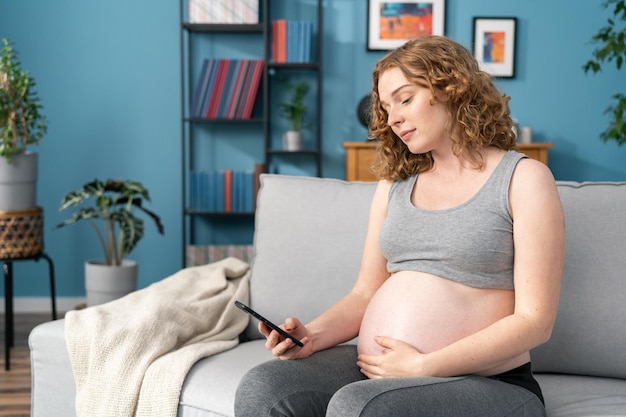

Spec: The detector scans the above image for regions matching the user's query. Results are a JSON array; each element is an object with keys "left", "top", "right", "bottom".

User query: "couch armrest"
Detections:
[{"left": 29, "top": 319, "right": 76, "bottom": 417}]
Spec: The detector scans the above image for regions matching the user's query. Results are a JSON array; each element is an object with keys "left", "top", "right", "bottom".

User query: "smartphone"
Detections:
[{"left": 234, "top": 300, "right": 304, "bottom": 347}]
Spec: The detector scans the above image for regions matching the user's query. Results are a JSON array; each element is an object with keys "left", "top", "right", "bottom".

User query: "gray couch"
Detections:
[{"left": 29, "top": 174, "right": 626, "bottom": 417}]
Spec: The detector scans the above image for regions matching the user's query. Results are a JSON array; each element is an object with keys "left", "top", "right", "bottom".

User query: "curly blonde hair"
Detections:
[{"left": 369, "top": 36, "right": 516, "bottom": 180}]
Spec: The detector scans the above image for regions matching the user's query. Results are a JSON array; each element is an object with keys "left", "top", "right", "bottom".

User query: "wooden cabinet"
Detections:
[
  {"left": 343, "top": 142, "right": 379, "bottom": 182},
  {"left": 343, "top": 142, "right": 554, "bottom": 182},
  {"left": 517, "top": 143, "right": 553, "bottom": 165}
]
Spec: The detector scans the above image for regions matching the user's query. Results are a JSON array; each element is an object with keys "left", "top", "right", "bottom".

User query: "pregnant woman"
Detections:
[{"left": 235, "top": 36, "right": 564, "bottom": 417}]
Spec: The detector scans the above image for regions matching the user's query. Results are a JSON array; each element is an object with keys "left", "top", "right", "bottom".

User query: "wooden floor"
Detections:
[{"left": 0, "top": 313, "right": 53, "bottom": 417}]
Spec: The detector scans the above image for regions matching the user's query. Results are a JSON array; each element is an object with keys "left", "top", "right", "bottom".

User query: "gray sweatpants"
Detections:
[{"left": 234, "top": 345, "right": 546, "bottom": 417}]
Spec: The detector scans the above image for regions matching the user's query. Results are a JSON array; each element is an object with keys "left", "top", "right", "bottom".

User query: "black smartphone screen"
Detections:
[{"left": 234, "top": 300, "right": 304, "bottom": 347}]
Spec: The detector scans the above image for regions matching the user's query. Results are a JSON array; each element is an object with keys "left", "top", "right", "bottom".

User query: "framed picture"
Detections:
[
  {"left": 472, "top": 17, "right": 517, "bottom": 78},
  {"left": 367, "top": 0, "right": 446, "bottom": 51}
]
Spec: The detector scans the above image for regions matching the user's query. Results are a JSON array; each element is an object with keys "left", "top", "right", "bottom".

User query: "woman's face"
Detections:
[{"left": 377, "top": 67, "right": 450, "bottom": 154}]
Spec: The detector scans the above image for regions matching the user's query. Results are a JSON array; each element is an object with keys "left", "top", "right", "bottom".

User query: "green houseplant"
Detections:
[
  {"left": 56, "top": 178, "right": 164, "bottom": 266},
  {"left": 0, "top": 38, "right": 47, "bottom": 162},
  {"left": 0, "top": 38, "right": 47, "bottom": 210},
  {"left": 583, "top": 0, "right": 626, "bottom": 146},
  {"left": 56, "top": 178, "right": 164, "bottom": 306},
  {"left": 279, "top": 80, "right": 310, "bottom": 132},
  {"left": 279, "top": 80, "right": 310, "bottom": 151}
]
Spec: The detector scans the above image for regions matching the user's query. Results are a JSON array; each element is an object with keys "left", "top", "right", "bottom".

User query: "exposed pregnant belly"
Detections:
[{"left": 357, "top": 271, "right": 516, "bottom": 357}]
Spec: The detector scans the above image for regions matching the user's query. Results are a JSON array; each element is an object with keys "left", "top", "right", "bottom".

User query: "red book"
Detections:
[
  {"left": 206, "top": 59, "right": 230, "bottom": 119},
  {"left": 223, "top": 169, "right": 233, "bottom": 213},
  {"left": 272, "top": 20, "right": 287, "bottom": 63}
]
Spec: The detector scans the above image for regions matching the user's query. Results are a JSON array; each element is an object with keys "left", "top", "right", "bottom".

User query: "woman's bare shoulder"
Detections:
[
  {"left": 511, "top": 157, "right": 557, "bottom": 191},
  {"left": 509, "top": 157, "right": 562, "bottom": 217}
]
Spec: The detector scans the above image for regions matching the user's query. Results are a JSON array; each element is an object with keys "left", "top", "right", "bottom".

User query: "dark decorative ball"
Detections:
[{"left": 357, "top": 94, "right": 372, "bottom": 128}]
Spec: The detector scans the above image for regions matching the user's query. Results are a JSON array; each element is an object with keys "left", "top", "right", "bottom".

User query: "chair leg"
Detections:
[
  {"left": 3, "top": 261, "right": 13, "bottom": 371},
  {"left": 38, "top": 254, "right": 57, "bottom": 320},
  {"left": 2, "top": 253, "right": 56, "bottom": 371}
]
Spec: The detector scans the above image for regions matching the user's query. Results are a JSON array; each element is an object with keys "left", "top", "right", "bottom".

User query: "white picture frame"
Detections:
[{"left": 473, "top": 17, "right": 517, "bottom": 78}]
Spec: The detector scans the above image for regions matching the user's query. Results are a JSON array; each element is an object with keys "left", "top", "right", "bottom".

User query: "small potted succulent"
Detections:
[
  {"left": 56, "top": 178, "right": 165, "bottom": 306},
  {"left": 0, "top": 38, "right": 47, "bottom": 210},
  {"left": 279, "top": 80, "right": 310, "bottom": 151}
]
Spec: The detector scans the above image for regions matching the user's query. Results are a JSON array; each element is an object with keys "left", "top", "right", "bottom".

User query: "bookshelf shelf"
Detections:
[
  {"left": 182, "top": 23, "right": 264, "bottom": 33},
  {"left": 185, "top": 117, "right": 264, "bottom": 124},
  {"left": 267, "top": 62, "right": 320, "bottom": 70}
]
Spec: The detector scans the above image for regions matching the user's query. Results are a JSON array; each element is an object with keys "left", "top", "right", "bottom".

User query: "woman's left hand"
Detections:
[{"left": 357, "top": 336, "right": 426, "bottom": 378}]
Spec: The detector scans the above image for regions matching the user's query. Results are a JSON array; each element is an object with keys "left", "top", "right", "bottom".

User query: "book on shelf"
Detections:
[
  {"left": 199, "top": 59, "right": 218, "bottom": 118},
  {"left": 206, "top": 59, "right": 230, "bottom": 119},
  {"left": 240, "top": 60, "right": 264, "bottom": 119},
  {"left": 190, "top": 58, "right": 264, "bottom": 119},
  {"left": 226, "top": 60, "right": 250, "bottom": 118},
  {"left": 190, "top": 59, "right": 209, "bottom": 118},
  {"left": 188, "top": 0, "right": 259, "bottom": 24},
  {"left": 189, "top": 163, "right": 264, "bottom": 213},
  {"left": 271, "top": 19, "right": 313, "bottom": 63}
]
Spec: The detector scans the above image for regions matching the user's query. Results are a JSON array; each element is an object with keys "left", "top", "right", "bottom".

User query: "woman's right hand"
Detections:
[{"left": 259, "top": 317, "right": 313, "bottom": 360}]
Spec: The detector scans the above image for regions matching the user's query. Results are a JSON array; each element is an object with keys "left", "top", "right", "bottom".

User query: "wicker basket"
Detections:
[{"left": 0, "top": 207, "right": 44, "bottom": 259}]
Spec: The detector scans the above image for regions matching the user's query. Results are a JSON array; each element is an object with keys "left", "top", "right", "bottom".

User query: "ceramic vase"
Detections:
[
  {"left": 85, "top": 259, "right": 138, "bottom": 306},
  {"left": 0, "top": 152, "right": 38, "bottom": 211},
  {"left": 282, "top": 131, "right": 303, "bottom": 151}
]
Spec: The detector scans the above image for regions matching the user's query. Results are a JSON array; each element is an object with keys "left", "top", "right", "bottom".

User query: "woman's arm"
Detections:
[
  {"left": 358, "top": 159, "right": 565, "bottom": 378},
  {"left": 263, "top": 179, "right": 392, "bottom": 359}
]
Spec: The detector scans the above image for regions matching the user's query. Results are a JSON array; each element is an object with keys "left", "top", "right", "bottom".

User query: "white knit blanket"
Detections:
[{"left": 65, "top": 257, "right": 250, "bottom": 417}]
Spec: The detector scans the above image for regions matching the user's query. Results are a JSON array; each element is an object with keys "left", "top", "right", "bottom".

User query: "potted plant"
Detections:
[
  {"left": 55, "top": 178, "right": 165, "bottom": 306},
  {"left": 0, "top": 38, "right": 47, "bottom": 210},
  {"left": 583, "top": 0, "right": 626, "bottom": 146},
  {"left": 279, "top": 80, "right": 310, "bottom": 151}
]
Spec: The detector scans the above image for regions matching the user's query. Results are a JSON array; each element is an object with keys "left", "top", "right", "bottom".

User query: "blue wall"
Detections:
[{"left": 1, "top": 0, "right": 625, "bottom": 300}]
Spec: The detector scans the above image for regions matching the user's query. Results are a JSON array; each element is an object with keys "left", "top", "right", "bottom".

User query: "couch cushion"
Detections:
[
  {"left": 246, "top": 174, "right": 377, "bottom": 340},
  {"left": 178, "top": 340, "right": 272, "bottom": 417},
  {"left": 531, "top": 182, "right": 626, "bottom": 379},
  {"left": 535, "top": 373, "right": 626, "bottom": 416}
]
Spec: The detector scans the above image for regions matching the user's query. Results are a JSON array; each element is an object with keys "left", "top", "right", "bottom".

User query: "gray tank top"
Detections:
[{"left": 379, "top": 150, "right": 527, "bottom": 290}]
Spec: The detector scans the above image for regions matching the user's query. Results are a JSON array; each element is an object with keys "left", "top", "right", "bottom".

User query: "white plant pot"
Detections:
[
  {"left": 85, "top": 259, "right": 138, "bottom": 306},
  {"left": 282, "top": 130, "right": 303, "bottom": 151},
  {"left": 0, "top": 152, "right": 38, "bottom": 211}
]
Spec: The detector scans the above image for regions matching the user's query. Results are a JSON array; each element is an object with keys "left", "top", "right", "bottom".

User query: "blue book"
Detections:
[
  {"left": 190, "top": 60, "right": 209, "bottom": 118},
  {"left": 196, "top": 59, "right": 215, "bottom": 117},
  {"left": 218, "top": 59, "right": 240, "bottom": 118},
  {"left": 199, "top": 171, "right": 208, "bottom": 211},
  {"left": 244, "top": 170, "right": 254, "bottom": 212},
  {"left": 231, "top": 171, "right": 239, "bottom": 212},
  {"left": 235, "top": 60, "right": 256, "bottom": 118},
  {"left": 304, "top": 22, "right": 312, "bottom": 63},
  {"left": 189, "top": 171, "right": 196, "bottom": 210},
  {"left": 227, "top": 59, "right": 251, "bottom": 118},
  {"left": 215, "top": 171, "right": 225, "bottom": 212},
  {"left": 298, "top": 22, "right": 304, "bottom": 63},
  {"left": 287, "top": 20, "right": 297, "bottom": 62},
  {"left": 200, "top": 59, "right": 219, "bottom": 118}
]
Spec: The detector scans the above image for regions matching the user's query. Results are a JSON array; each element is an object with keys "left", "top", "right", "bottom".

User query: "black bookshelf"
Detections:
[{"left": 180, "top": 0, "right": 323, "bottom": 264}]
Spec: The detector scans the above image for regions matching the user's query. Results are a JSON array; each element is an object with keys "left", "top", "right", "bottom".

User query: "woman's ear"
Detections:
[{"left": 430, "top": 88, "right": 449, "bottom": 105}]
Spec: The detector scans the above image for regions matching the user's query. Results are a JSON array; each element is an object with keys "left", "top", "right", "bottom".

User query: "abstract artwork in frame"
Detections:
[
  {"left": 473, "top": 17, "right": 517, "bottom": 78},
  {"left": 367, "top": 0, "right": 446, "bottom": 51}
]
